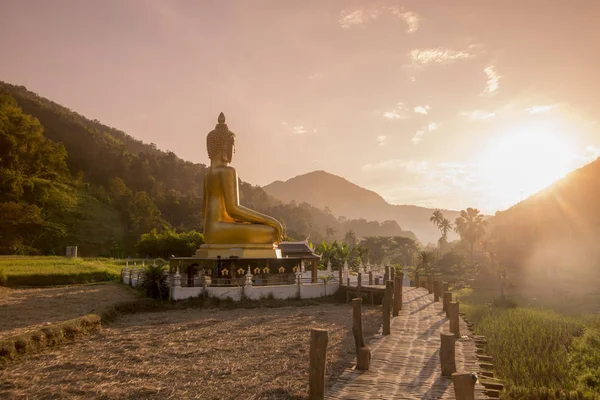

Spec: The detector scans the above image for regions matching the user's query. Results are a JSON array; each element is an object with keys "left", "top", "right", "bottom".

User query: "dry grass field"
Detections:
[
  {"left": 0, "top": 303, "right": 380, "bottom": 400},
  {"left": 0, "top": 283, "right": 141, "bottom": 339}
]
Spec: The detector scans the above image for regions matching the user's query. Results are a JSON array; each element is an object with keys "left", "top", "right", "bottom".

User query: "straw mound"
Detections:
[
  {"left": 0, "top": 304, "right": 381, "bottom": 399},
  {"left": 0, "top": 283, "right": 140, "bottom": 340}
]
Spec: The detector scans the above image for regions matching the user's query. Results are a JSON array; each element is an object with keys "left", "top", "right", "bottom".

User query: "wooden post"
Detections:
[
  {"left": 390, "top": 267, "right": 395, "bottom": 283},
  {"left": 393, "top": 275, "right": 403, "bottom": 316},
  {"left": 427, "top": 274, "right": 434, "bottom": 294},
  {"left": 443, "top": 291, "right": 452, "bottom": 315},
  {"left": 384, "top": 266, "right": 390, "bottom": 283},
  {"left": 357, "top": 272, "right": 362, "bottom": 291},
  {"left": 352, "top": 298, "right": 370, "bottom": 370},
  {"left": 443, "top": 282, "right": 449, "bottom": 293},
  {"left": 309, "top": 328, "right": 328, "bottom": 400},
  {"left": 312, "top": 259, "right": 318, "bottom": 283},
  {"left": 369, "top": 271, "right": 373, "bottom": 285},
  {"left": 451, "top": 372, "right": 477, "bottom": 400},
  {"left": 434, "top": 280, "right": 441, "bottom": 302},
  {"left": 375, "top": 277, "right": 380, "bottom": 285},
  {"left": 448, "top": 301, "right": 460, "bottom": 338},
  {"left": 382, "top": 281, "right": 393, "bottom": 335},
  {"left": 339, "top": 267, "right": 343, "bottom": 284},
  {"left": 440, "top": 332, "right": 456, "bottom": 377}
]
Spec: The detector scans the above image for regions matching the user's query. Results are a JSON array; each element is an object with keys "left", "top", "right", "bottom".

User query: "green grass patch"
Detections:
[
  {"left": 0, "top": 256, "right": 127, "bottom": 286},
  {"left": 462, "top": 304, "right": 600, "bottom": 399}
]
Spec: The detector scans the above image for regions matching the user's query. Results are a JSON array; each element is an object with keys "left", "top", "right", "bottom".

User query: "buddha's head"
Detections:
[{"left": 207, "top": 112, "right": 236, "bottom": 164}]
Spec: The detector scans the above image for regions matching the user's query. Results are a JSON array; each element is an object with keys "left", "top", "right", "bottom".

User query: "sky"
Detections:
[{"left": 2, "top": 0, "right": 600, "bottom": 214}]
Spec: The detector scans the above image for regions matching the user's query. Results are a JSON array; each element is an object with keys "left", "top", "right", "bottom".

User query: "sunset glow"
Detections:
[{"left": 479, "top": 121, "right": 578, "bottom": 208}]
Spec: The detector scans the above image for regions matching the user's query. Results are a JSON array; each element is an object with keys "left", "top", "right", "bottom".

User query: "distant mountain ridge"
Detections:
[{"left": 264, "top": 171, "right": 461, "bottom": 244}]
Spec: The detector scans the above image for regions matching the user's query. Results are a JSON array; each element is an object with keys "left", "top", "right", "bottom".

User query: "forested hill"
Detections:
[
  {"left": 265, "top": 170, "right": 461, "bottom": 244},
  {"left": 0, "top": 82, "right": 417, "bottom": 256},
  {"left": 488, "top": 156, "right": 600, "bottom": 276}
]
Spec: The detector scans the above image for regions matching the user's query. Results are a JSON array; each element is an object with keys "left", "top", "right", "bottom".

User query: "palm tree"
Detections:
[
  {"left": 430, "top": 210, "right": 443, "bottom": 227},
  {"left": 437, "top": 218, "right": 453, "bottom": 253},
  {"left": 454, "top": 207, "right": 487, "bottom": 267}
]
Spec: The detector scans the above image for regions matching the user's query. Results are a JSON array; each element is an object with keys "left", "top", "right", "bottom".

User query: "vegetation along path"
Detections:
[{"left": 327, "top": 287, "right": 488, "bottom": 399}]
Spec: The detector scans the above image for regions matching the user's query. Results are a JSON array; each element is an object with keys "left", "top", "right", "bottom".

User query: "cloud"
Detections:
[
  {"left": 376, "top": 135, "right": 387, "bottom": 146},
  {"left": 339, "top": 6, "right": 419, "bottom": 33},
  {"left": 412, "top": 130, "right": 425, "bottom": 144},
  {"left": 460, "top": 110, "right": 496, "bottom": 120},
  {"left": 292, "top": 126, "right": 307, "bottom": 135},
  {"left": 339, "top": 10, "right": 370, "bottom": 29},
  {"left": 414, "top": 105, "right": 429, "bottom": 115},
  {"left": 383, "top": 102, "right": 408, "bottom": 120},
  {"left": 483, "top": 65, "right": 500, "bottom": 94},
  {"left": 389, "top": 7, "right": 419, "bottom": 33},
  {"left": 427, "top": 122, "right": 438, "bottom": 131},
  {"left": 308, "top": 73, "right": 324, "bottom": 80},
  {"left": 525, "top": 104, "right": 556, "bottom": 113},
  {"left": 410, "top": 48, "right": 473, "bottom": 66}
]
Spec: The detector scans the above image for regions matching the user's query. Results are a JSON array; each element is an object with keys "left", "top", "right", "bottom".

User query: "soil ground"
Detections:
[
  {"left": 0, "top": 283, "right": 141, "bottom": 339},
  {"left": 0, "top": 303, "right": 381, "bottom": 399}
]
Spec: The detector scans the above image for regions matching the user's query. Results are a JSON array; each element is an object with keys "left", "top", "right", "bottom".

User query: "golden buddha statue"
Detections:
[{"left": 195, "top": 112, "right": 284, "bottom": 259}]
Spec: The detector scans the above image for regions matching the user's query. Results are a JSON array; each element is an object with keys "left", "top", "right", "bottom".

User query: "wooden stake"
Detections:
[
  {"left": 383, "top": 281, "right": 393, "bottom": 335},
  {"left": 309, "top": 329, "right": 328, "bottom": 400},
  {"left": 448, "top": 301, "right": 460, "bottom": 338},
  {"left": 369, "top": 271, "right": 373, "bottom": 286},
  {"left": 451, "top": 372, "right": 477, "bottom": 400},
  {"left": 443, "top": 291, "right": 452, "bottom": 314},
  {"left": 393, "top": 275, "right": 403, "bottom": 316},
  {"left": 352, "top": 298, "right": 365, "bottom": 353},
  {"left": 434, "top": 280, "right": 441, "bottom": 302},
  {"left": 440, "top": 332, "right": 456, "bottom": 377}
]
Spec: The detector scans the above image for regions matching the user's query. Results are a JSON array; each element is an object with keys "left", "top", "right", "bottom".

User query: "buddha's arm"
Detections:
[{"left": 220, "top": 168, "right": 283, "bottom": 233}]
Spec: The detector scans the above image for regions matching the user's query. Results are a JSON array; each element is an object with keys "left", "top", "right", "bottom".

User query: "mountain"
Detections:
[
  {"left": 264, "top": 171, "right": 461, "bottom": 244},
  {"left": 488, "top": 157, "right": 600, "bottom": 277},
  {"left": 0, "top": 81, "right": 417, "bottom": 256}
]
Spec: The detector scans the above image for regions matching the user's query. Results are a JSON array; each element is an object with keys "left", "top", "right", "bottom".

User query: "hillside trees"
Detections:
[
  {"left": 0, "top": 93, "right": 70, "bottom": 254},
  {"left": 0, "top": 81, "right": 424, "bottom": 255}
]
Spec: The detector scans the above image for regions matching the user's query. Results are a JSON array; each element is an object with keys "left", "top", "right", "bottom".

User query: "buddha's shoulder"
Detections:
[{"left": 211, "top": 165, "right": 237, "bottom": 175}]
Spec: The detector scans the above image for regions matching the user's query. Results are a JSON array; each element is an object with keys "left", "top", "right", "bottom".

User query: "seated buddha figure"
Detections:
[{"left": 202, "top": 113, "right": 283, "bottom": 247}]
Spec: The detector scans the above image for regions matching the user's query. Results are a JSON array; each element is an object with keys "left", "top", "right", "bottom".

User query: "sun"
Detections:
[{"left": 479, "top": 121, "right": 576, "bottom": 210}]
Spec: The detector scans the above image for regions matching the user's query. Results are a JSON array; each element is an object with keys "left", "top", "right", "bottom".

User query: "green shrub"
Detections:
[
  {"left": 0, "top": 266, "right": 6, "bottom": 286},
  {"left": 141, "top": 259, "right": 168, "bottom": 300}
]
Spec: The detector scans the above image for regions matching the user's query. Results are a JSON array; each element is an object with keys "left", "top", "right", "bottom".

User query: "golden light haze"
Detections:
[{"left": 1, "top": 0, "right": 599, "bottom": 214}]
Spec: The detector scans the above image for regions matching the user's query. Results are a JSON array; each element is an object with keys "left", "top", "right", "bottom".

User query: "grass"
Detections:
[
  {"left": 458, "top": 273, "right": 600, "bottom": 399},
  {"left": 0, "top": 256, "right": 137, "bottom": 286}
]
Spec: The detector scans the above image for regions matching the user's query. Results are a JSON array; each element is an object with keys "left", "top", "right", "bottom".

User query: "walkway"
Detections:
[{"left": 327, "top": 287, "right": 488, "bottom": 399}]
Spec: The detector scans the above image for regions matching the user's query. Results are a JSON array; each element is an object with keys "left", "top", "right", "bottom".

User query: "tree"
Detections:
[
  {"left": 343, "top": 229, "right": 358, "bottom": 247},
  {"left": 414, "top": 251, "right": 435, "bottom": 286},
  {"left": 430, "top": 209, "right": 443, "bottom": 227},
  {"left": 454, "top": 207, "right": 487, "bottom": 266}
]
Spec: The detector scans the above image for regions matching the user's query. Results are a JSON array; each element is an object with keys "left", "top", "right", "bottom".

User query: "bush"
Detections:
[
  {"left": 0, "top": 266, "right": 6, "bottom": 286},
  {"left": 136, "top": 229, "right": 204, "bottom": 258},
  {"left": 141, "top": 259, "right": 168, "bottom": 300}
]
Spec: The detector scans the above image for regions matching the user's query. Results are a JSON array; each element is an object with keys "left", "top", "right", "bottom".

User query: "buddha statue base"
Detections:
[{"left": 194, "top": 244, "right": 282, "bottom": 259}]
